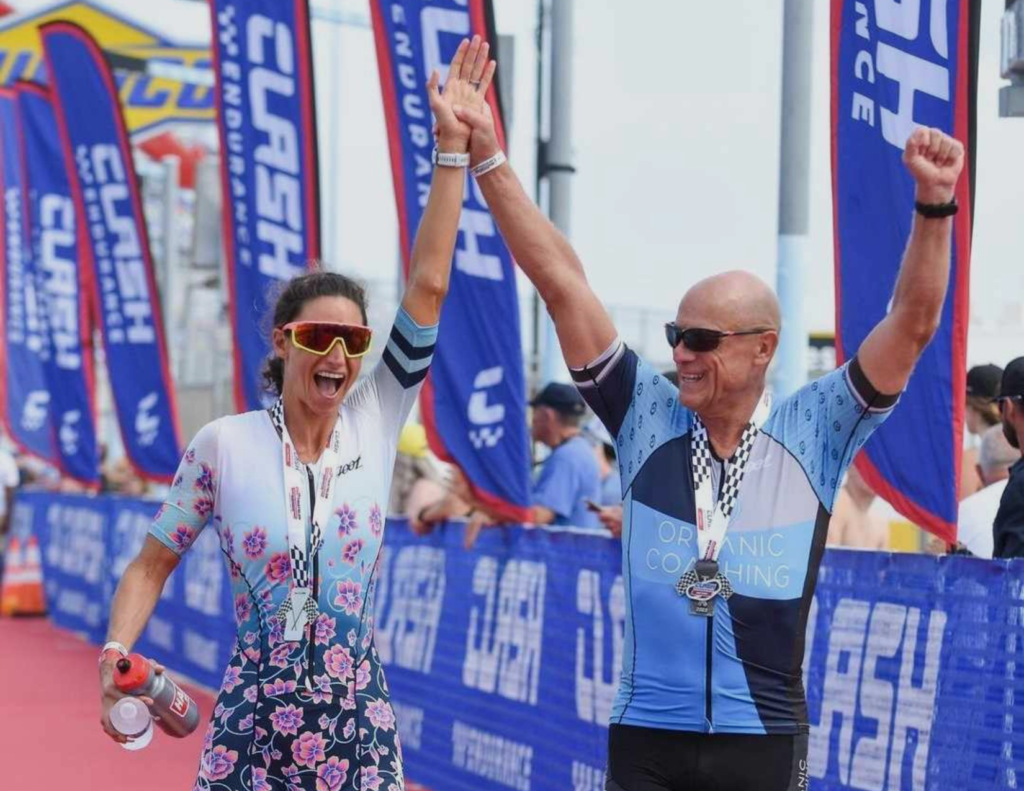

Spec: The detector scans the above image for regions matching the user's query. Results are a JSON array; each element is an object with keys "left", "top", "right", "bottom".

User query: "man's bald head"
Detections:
[{"left": 677, "top": 271, "right": 781, "bottom": 333}]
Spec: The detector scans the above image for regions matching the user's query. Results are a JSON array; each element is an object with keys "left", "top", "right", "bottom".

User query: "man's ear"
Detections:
[{"left": 758, "top": 331, "right": 780, "bottom": 365}]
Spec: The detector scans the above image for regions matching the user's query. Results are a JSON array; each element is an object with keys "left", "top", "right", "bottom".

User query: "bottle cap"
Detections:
[{"left": 113, "top": 653, "right": 151, "bottom": 694}]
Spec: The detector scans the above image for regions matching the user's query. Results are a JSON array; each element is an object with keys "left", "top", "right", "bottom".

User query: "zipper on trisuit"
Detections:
[
  {"left": 306, "top": 467, "right": 317, "bottom": 686},
  {"left": 704, "top": 457, "right": 726, "bottom": 733}
]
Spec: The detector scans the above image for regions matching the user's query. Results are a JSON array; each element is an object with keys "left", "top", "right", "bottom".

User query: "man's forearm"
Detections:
[
  {"left": 889, "top": 213, "right": 953, "bottom": 341},
  {"left": 476, "top": 164, "right": 587, "bottom": 306}
]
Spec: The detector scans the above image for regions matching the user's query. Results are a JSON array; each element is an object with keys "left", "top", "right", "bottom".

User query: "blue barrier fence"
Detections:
[{"left": 9, "top": 491, "right": 1024, "bottom": 791}]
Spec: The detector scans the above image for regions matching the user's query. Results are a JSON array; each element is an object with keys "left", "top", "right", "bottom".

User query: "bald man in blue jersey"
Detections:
[{"left": 454, "top": 100, "right": 964, "bottom": 791}]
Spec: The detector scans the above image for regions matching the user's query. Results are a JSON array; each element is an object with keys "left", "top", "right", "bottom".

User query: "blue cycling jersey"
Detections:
[{"left": 573, "top": 341, "right": 897, "bottom": 735}]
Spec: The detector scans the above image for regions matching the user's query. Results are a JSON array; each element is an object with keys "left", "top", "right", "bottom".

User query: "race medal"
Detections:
[
  {"left": 683, "top": 392, "right": 769, "bottom": 614},
  {"left": 280, "top": 587, "right": 318, "bottom": 641},
  {"left": 676, "top": 560, "right": 733, "bottom": 617}
]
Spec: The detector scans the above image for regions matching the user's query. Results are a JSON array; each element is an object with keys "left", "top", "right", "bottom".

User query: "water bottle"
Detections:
[
  {"left": 109, "top": 696, "right": 154, "bottom": 750},
  {"left": 113, "top": 654, "right": 201, "bottom": 738}
]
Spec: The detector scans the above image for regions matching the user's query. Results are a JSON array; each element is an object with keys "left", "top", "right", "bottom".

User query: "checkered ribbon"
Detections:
[
  {"left": 691, "top": 416, "right": 760, "bottom": 525},
  {"left": 268, "top": 399, "right": 328, "bottom": 592},
  {"left": 675, "top": 567, "right": 735, "bottom": 600},
  {"left": 690, "top": 391, "right": 770, "bottom": 565}
]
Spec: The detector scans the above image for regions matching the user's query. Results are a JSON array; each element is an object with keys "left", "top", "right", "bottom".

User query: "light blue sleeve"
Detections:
[
  {"left": 148, "top": 420, "right": 220, "bottom": 555},
  {"left": 615, "top": 357, "right": 691, "bottom": 493},
  {"left": 762, "top": 359, "right": 898, "bottom": 511}
]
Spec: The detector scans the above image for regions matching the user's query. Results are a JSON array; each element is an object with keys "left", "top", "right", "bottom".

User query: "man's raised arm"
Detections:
[
  {"left": 455, "top": 103, "right": 617, "bottom": 368},
  {"left": 856, "top": 127, "right": 965, "bottom": 395}
]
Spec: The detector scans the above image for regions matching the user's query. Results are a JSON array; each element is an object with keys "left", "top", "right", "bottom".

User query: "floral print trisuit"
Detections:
[{"left": 149, "top": 309, "right": 436, "bottom": 791}]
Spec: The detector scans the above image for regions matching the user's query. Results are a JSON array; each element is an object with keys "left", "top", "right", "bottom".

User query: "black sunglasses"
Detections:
[{"left": 664, "top": 323, "right": 771, "bottom": 353}]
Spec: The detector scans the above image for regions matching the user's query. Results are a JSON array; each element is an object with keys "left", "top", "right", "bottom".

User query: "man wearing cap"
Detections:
[
  {"left": 993, "top": 357, "right": 1024, "bottom": 558},
  {"left": 958, "top": 425, "right": 1019, "bottom": 558},
  {"left": 455, "top": 96, "right": 964, "bottom": 791},
  {"left": 963, "top": 364, "right": 1004, "bottom": 497},
  {"left": 529, "top": 382, "right": 601, "bottom": 529},
  {"left": 583, "top": 420, "right": 624, "bottom": 537}
]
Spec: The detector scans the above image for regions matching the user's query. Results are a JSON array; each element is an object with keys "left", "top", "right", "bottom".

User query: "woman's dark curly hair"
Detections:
[{"left": 261, "top": 267, "right": 369, "bottom": 396}]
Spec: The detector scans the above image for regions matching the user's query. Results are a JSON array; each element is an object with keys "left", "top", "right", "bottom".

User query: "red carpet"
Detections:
[{"left": 0, "top": 617, "right": 215, "bottom": 791}]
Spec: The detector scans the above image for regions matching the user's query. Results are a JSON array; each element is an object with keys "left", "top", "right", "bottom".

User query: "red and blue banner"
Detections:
[
  {"left": 15, "top": 82, "right": 98, "bottom": 487},
  {"left": 41, "top": 22, "right": 181, "bottom": 482},
  {"left": 372, "top": 0, "right": 531, "bottom": 520},
  {"left": 208, "top": 0, "right": 321, "bottom": 412},
  {"left": 831, "top": 0, "right": 978, "bottom": 541},
  {"left": 0, "top": 87, "right": 55, "bottom": 464}
]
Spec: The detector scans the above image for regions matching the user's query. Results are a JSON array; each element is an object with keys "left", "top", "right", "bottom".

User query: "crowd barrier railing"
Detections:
[{"left": 8, "top": 490, "right": 1024, "bottom": 791}]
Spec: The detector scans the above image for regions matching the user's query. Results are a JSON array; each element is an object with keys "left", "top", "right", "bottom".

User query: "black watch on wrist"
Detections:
[{"left": 914, "top": 196, "right": 958, "bottom": 218}]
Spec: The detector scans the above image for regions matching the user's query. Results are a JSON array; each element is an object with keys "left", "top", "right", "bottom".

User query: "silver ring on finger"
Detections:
[{"left": 469, "top": 80, "right": 482, "bottom": 90}]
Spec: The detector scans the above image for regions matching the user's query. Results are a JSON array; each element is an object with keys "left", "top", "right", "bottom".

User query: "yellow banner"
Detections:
[{"left": 0, "top": 1, "right": 213, "bottom": 136}]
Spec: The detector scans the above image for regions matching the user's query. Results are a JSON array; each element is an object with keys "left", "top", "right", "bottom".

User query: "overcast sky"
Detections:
[{"left": 12, "top": 0, "right": 1024, "bottom": 360}]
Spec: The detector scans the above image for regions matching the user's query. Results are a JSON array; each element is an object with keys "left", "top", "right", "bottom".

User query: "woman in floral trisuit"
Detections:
[{"left": 98, "top": 36, "right": 499, "bottom": 791}]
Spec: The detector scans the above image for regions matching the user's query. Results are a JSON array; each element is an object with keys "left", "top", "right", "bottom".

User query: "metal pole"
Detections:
[
  {"left": 541, "top": 0, "right": 574, "bottom": 385},
  {"left": 772, "top": 0, "right": 814, "bottom": 398},
  {"left": 160, "top": 156, "right": 181, "bottom": 379},
  {"left": 329, "top": 12, "right": 342, "bottom": 265},
  {"left": 530, "top": 0, "right": 546, "bottom": 396}
]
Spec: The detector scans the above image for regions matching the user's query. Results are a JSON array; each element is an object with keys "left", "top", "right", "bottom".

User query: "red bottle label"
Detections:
[{"left": 170, "top": 687, "right": 189, "bottom": 718}]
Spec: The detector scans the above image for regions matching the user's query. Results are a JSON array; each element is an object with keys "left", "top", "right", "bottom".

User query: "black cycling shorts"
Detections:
[{"left": 606, "top": 724, "right": 809, "bottom": 791}]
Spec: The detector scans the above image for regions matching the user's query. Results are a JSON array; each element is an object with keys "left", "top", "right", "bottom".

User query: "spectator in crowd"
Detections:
[
  {"left": 103, "top": 456, "right": 150, "bottom": 497},
  {"left": 528, "top": 382, "right": 601, "bottom": 530},
  {"left": 993, "top": 357, "right": 1024, "bottom": 558},
  {"left": 957, "top": 425, "right": 1019, "bottom": 558},
  {"left": 410, "top": 467, "right": 475, "bottom": 534},
  {"left": 827, "top": 461, "right": 888, "bottom": 549},
  {"left": 584, "top": 419, "right": 620, "bottom": 505},
  {"left": 16, "top": 455, "right": 59, "bottom": 490},
  {"left": 0, "top": 442, "right": 19, "bottom": 543},
  {"left": 389, "top": 423, "right": 449, "bottom": 521},
  {"left": 961, "top": 364, "right": 1003, "bottom": 498},
  {"left": 583, "top": 420, "right": 624, "bottom": 538}
]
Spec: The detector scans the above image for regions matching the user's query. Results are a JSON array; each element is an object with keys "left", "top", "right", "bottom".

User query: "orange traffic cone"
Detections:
[
  {"left": 17, "top": 536, "right": 46, "bottom": 616},
  {"left": 0, "top": 537, "right": 24, "bottom": 616}
]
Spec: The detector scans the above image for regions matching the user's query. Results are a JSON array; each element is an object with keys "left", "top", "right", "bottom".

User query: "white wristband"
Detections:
[
  {"left": 99, "top": 641, "right": 128, "bottom": 665},
  {"left": 471, "top": 150, "right": 507, "bottom": 178},
  {"left": 431, "top": 147, "right": 470, "bottom": 168}
]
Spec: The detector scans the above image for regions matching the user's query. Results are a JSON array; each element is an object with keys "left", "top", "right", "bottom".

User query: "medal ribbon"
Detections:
[
  {"left": 270, "top": 399, "right": 342, "bottom": 618},
  {"left": 691, "top": 391, "right": 771, "bottom": 563}
]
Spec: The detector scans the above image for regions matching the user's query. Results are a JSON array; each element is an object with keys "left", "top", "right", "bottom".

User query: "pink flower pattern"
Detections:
[
  {"left": 234, "top": 593, "right": 251, "bottom": 623},
  {"left": 200, "top": 745, "right": 238, "bottom": 781},
  {"left": 242, "top": 526, "right": 268, "bottom": 559},
  {"left": 324, "top": 645, "right": 354, "bottom": 681},
  {"left": 265, "top": 552, "right": 291, "bottom": 584},
  {"left": 342, "top": 539, "right": 364, "bottom": 565},
  {"left": 334, "top": 580, "right": 363, "bottom": 616},
  {"left": 369, "top": 503, "right": 383, "bottom": 536},
  {"left": 336, "top": 504, "right": 358, "bottom": 536},
  {"left": 221, "top": 665, "right": 242, "bottom": 694},
  {"left": 154, "top": 424, "right": 404, "bottom": 791},
  {"left": 361, "top": 765, "right": 383, "bottom": 791},
  {"left": 291, "top": 731, "right": 326, "bottom": 768},
  {"left": 314, "top": 613, "right": 336, "bottom": 646},
  {"left": 269, "top": 704, "right": 304, "bottom": 736},
  {"left": 316, "top": 756, "right": 350, "bottom": 791},
  {"left": 366, "top": 699, "right": 395, "bottom": 732},
  {"left": 170, "top": 524, "right": 195, "bottom": 552}
]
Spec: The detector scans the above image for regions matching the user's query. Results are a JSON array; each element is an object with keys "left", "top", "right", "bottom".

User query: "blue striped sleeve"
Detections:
[{"left": 382, "top": 307, "right": 438, "bottom": 389}]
